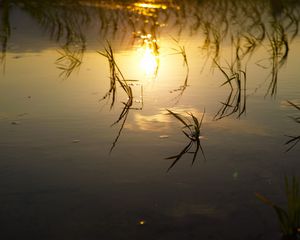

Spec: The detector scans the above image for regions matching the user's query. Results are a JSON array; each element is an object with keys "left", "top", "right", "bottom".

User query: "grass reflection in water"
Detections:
[
  {"left": 0, "top": 1, "right": 300, "bottom": 238},
  {"left": 98, "top": 41, "right": 143, "bottom": 152},
  {"left": 166, "top": 109, "right": 206, "bottom": 172},
  {"left": 285, "top": 101, "right": 300, "bottom": 152}
]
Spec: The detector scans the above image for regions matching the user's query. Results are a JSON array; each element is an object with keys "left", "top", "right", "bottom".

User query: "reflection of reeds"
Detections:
[
  {"left": 213, "top": 55, "right": 247, "bottom": 120},
  {"left": 266, "top": 24, "right": 289, "bottom": 97},
  {"left": 169, "top": 38, "right": 189, "bottom": 103},
  {"left": 98, "top": 42, "right": 133, "bottom": 109},
  {"left": 18, "top": 0, "right": 89, "bottom": 45},
  {"left": 0, "top": 0, "right": 11, "bottom": 73},
  {"left": 1, "top": 0, "right": 300, "bottom": 77},
  {"left": 99, "top": 42, "right": 133, "bottom": 152},
  {"left": 256, "top": 176, "right": 300, "bottom": 238},
  {"left": 109, "top": 97, "right": 132, "bottom": 153},
  {"left": 166, "top": 109, "right": 206, "bottom": 171},
  {"left": 55, "top": 44, "right": 84, "bottom": 80},
  {"left": 99, "top": 42, "right": 143, "bottom": 152},
  {"left": 285, "top": 101, "right": 300, "bottom": 152}
]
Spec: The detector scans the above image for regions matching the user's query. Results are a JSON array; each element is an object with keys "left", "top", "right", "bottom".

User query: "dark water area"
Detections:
[{"left": 0, "top": 0, "right": 300, "bottom": 239}]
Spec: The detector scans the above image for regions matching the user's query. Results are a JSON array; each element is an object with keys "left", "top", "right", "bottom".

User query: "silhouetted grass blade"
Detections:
[{"left": 166, "top": 141, "right": 193, "bottom": 172}]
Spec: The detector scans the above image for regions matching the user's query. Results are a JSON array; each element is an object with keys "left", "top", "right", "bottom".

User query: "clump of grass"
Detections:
[
  {"left": 285, "top": 100, "right": 300, "bottom": 152},
  {"left": 165, "top": 109, "right": 206, "bottom": 171},
  {"left": 256, "top": 176, "right": 300, "bottom": 239}
]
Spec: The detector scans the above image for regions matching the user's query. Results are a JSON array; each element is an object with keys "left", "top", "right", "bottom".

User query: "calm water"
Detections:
[{"left": 0, "top": 0, "right": 300, "bottom": 239}]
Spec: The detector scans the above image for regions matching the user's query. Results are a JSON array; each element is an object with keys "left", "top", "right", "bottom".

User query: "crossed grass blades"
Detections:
[
  {"left": 55, "top": 43, "right": 84, "bottom": 80},
  {"left": 285, "top": 100, "right": 300, "bottom": 152},
  {"left": 166, "top": 109, "right": 206, "bottom": 172},
  {"left": 256, "top": 176, "right": 300, "bottom": 239},
  {"left": 98, "top": 41, "right": 142, "bottom": 153}
]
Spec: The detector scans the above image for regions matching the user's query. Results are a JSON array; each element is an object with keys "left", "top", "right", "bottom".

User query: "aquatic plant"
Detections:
[
  {"left": 256, "top": 176, "right": 300, "bottom": 239},
  {"left": 166, "top": 109, "right": 206, "bottom": 171}
]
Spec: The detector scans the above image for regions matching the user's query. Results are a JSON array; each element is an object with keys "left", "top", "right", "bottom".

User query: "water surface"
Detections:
[{"left": 0, "top": 0, "right": 300, "bottom": 239}]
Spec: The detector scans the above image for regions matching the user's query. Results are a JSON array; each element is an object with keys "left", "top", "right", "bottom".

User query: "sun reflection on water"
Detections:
[
  {"left": 137, "top": 33, "right": 160, "bottom": 78},
  {"left": 133, "top": 2, "right": 167, "bottom": 10},
  {"left": 128, "top": 1, "right": 169, "bottom": 16}
]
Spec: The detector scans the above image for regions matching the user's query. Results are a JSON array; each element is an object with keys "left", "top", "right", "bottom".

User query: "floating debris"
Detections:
[
  {"left": 11, "top": 121, "right": 20, "bottom": 125},
  {"left": 159, "top": 135, "right": 169, "bottom": 139},
  {"left": 72, "top": 140, "right": 80, "bottom": 143}
]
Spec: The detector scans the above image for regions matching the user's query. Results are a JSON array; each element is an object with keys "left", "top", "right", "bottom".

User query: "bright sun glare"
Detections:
[
  {"left": 139, "top": 46, "right": 158, "bottom": 76},
  {"left": 137, "top": 34, "right": 159, "bottom": 77}
]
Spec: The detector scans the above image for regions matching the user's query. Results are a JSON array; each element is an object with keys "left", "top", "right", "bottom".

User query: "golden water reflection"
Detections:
[
  {"left": 137, "top": 33, "right": 160, "bottom": 77},
  {"left": 129, "top": 1, "right": 170, "bottom": 16},
  {"left": 127, "top": 108, "right": 205, "bottom": 132},
  {"left": 133, "top": 2, "right": 167, "bottom": 10}
]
